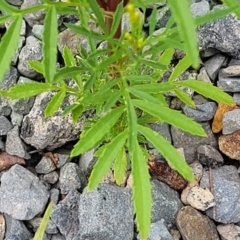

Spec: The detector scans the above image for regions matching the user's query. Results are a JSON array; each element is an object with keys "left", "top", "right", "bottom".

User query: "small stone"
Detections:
[
  {"left": 219, "top": 130, "right": 240, "bottom": 160},
  {"left": 100, "top": 170, "right": 115, "bottom": 184},
  {"left": 76, "top": 184, "right": 134, "bottom": 240},
  {"left": 181, "top": 184, "right": 194, "bottom": 205},
  {"left": 6, "top": 0, "right": 23, "bottom": 6},
  {"left": 221, "top": 65, "right": 240, "bottom": 77},
  {"left": 11, "top": 36, "right": 25, "bottom": 66},
  {"left": 218, "top": 69, "right": 240, "bottom": 92},
  {"left": 182, "top": 102, "right": 217, "bottom": 122},
  {"left": 233, "top": 93, "right": 240, "bottom": 106},
  {"left": 204, "top": 54, "right": 226, "bottom": 81},
  {"left": 201, "top": 48, "right": 220, "bottom": 58},
  {"left": 6, "top": 126, "right": 30, "bottom": 159},
  {"left": 17, "top": 36, "right": 43, "bottom": 79},
  {"left": 177, "top": 206, "right": 219, "bottom": 240},
  {"left": 223, "top": 109, "right": 240, "bottom": 134},
  {"left": 212, "top": 103, "right": 239, "bottom": 133},
  {"left": 200, "top": 166, "right": 240, "bottom": 223},
  {"left": 4, "top": 213, "right": 33, "bottom": 240},
  {"left": 51, "top": 233, "right": 66, "bottom": 240},
  {"left": 51, "top": 190, "right": 80, "bottom": 239},
  {"left": 29, "top": 217, "right": 58, "bottom": 235},
  {"left": 137, "top": 220, "right": 173, "bottom": 240},
  {"left": 217, "top": 224, "right": 240, "bottom": 240},
  {"left": 190, "top": 161, "right": 203, "bottom": 182},
  {"left": 171, "top": 122, "right": 217, "bottom": 163},
  {"left": 197, "top": 145, "right": 224, "bottom": 168},
  {"left": 0, "top": 116, "right": 13, "bottom": 136},
  {"left": 190, "top": 0, "right": 210, "bottom": 17},
  {"left": 0, "top": 66, "right": 18, "bottom": 90},
  {"left": 50, "top": 188, "right": 60, "bottom": 205},
  {"left": 10, "top": 111, "right": 23, "bottom": 126},
  {"left": 0, "top": 138, "right": 5, "bottom": 151},
  {"left": 35, "top": 156, "right": 56, "bottom": 174},
  {"left": 59, "top": 162, "right": 85, "bottom": 194},
  {"left": 55, "top": 150, "right": 70, "bottom": 169},
  {"left": 0, "top": 164, "right": 49, "bottom": 220},
  {"left": 186, "top": 186, "right": 215, "bottom": 211},
  {"left": 32, "top": 24, "right": 44, "bottom": 40},
  {"left": 151, "top": 179, "right": 183, "bottom": 227},
  {"left": 43, "top": 171, "right": 59, "bottom": 184},
  {"left": 197, "top": 67, "right": 211, "bottom": 83},
  {"left": 78, "top": 149, "right": 96, "bottom": 174},
  {"left": 229, "top": 58, "right": 240, "bottom": 66}
]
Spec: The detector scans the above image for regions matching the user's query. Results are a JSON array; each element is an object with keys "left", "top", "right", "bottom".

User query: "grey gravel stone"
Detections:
[
  {"left": 75, "top": 184, "right": 134, "bottom": 240},
  {"left": 20, "top": 91, "right": 86, "bottom": 150},
  {"left": 201, "top": 166, "right": 240, "bottom": 223},
  {"left": 171, "top": 122, "right": 217, "bottom": 163},
  {"left": 137, "top": 220, "right": 173, "bottom": 240},
  {"left": 11, "top": 36, "right": 25, "bottom": 66},
  {"left": 8, "top": 77, "right": 35, "bottom": 115},
  {"left": 29, "top": 217, "right": 58, "bottom": 235},
  {"left": 201, "top": 48, "right": 221, "bottom": 58},
  {"left": 151, "top": 179, "right": 183, "bottom": 228},
  {"left": 197, "top": 67, "right": 211, "bottom": 83},
  {"left": 56, "top": 150, "right": 70, "bottom": 169},
  {"left": 17, "top": 36, "right": 43, "bottom": 78},
  {"left": 43, "top": 171, "right": 59, "bottom": 184},
  {"left": 5, "top": 18, "right": 26, "bottom": 36},
  {"left": 51, "top": 233, "right": 66, "bottom": 240},
  {"left": 32, "top": 24, "right": 44, "bottom": 40},
  {"left": 6, "top": 126, "right": 30, "bottom": 159},
  {"left": 0, "top": 97, "right": 12, "bottom": 117},
  {"left": 221, "top": 65, "right": 240, "bottom": 77},
  {"left": 234, "top": 93, "right": 240, "bottom": 106},
  {"left": 190, "top": 0, "right": 210, "bottom": 17},
  {"left": 4, "top": 213, "right": 33, "bottom": 240},
  {"left": 182, "top": 102, "right": 217, "bottom": 122},
  {"left": 229, "top": 58, "right": 240, "bottom": 66},
  {"left": 6, "top": 0, "right": 23, "bottom": 6},
  {"left": 198, "top": 6, "right": 240, "bottom": 59},
  {"left": 50, "top": 188, "right": 60, "bottom": 205},
  {"left": 51, "top": 190, "right": 80, "bottom": 239},
  {"left": 0, "top": 138, "right": 5, "bottom": 151},
  {"left": 204, "top": 54, "right": 226, "bottom": 81},
  {"left": 0, "top": 66, "right": 18, "bottom": 90},
  {"left": 21, "top": 0, "right": 45, "bottom": 27},
  {"left": 59, "top": 162, "right": 85, "bottom": 194},
  {"left": 35, "top": 156, "right": 56, "bottom": 174},
  {"left": 78, "top": 149, "right": 97, "bottom": 174},
  {"left": 197, "top": 145, "right": 224, "bottom": 168},
  {"left": 222, "top": 109, "right": 240, "bottom": 134},
  {"left": 0, "top": 164, "right": 49, "bottom": 220},
  {"left": 0, "top": 116, "right": 13, "bottom": 136},
  {"left": 217, "top": 71, "right": 240, "bottom": 92},
  {"left": 10, "top": 111, "right": 23, "bottom": 126}
]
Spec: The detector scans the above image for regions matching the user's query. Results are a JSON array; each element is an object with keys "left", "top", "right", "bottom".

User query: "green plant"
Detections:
[{"left": 0, "top": 0, "right": 238, "bottom": 239}]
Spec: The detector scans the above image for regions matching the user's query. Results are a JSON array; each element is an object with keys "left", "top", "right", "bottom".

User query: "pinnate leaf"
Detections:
[
  {"left": 71, "top": 106, "right": 125, "bottom": 157},
  {"left": 44, "top": 90, "right": 66, "bottom": 118},
  {"left": 6, "top": 82, "right": 57, "bottom": 99},
  {"left": 43, "top": 6, "right": 58, "bottom": 83},
  {"left": 28, "top": 61, "right": 44, "bottom": 74},
  {"left": 138, "top": 124, "right": 194, "bottom": 182},
  {"left": 114, "top": 147, "right": 127, "bottom": 186},
  {"left": 132, "top": 99, "right": 206, "bottom": 136},
  {"left": 0, "top": 16, "right": 22, "bottom": 83},
  {"left": 88, "top": 130, "right": 128, "bottom": 191},
  {"left": 131, "top": 141, "right": 152, "bottom": 240},
  {"left": 174, "top": 80, "right": 235, "bottom": 104}
]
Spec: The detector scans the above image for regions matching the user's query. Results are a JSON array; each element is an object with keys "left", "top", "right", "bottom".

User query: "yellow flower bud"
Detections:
[
  {"left": 130, "top": 11, "right": 140, "bottom": 24},
  {"left": 125, "top": 4, "right": 135, "bottom": 13},
  {"left": 137, "top": 38, "right": 144, "bottom": 49}
]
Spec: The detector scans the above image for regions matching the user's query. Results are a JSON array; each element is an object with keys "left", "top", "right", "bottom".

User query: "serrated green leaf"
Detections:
[
  {"left": 174, "top": 88, "right": 195, "bottom": 107},
  {"left": 131, "top": 141, "right": 152, "bottom": 240},
  {"left": 72, "top": 105, "right": 84, "bottom": 122},
  {"left": 62, "top": 103, "right": 79, "bottom": 116},
  {"left": 33, "top": 201, "right": 53, "bottom": 240},
  {"left": 168, "top": 54, "right": 192, "bottom": 82},
  {"left": 139, "top": 58, "right": 167, "bottom": 70},
  {"left": 56, "top": 6, "right": 78, "bottom": 15},
  {"left": 125, "top": 75, "right": 153, "bottom": 82},
  {"left": 6, "top": 82, "right": 57, "bottom": 99},
  {"left": 0, "top": 0, "right": 19, "bottom": 12},
  {"left": 103, "top": 90, "right": 122, "bottom": 112},
  {"left": 132, "top": 99, "right": 206, "bottom": 136},
  {"left": 110, "top": 2, "right": 124, "bottom": 38},
  {"left": 0, "top": 15, "right": 12, "bottom": 25},
  {"left": 125, "top": 92, "right": 137, "bottom": 153},
  {"left": 87, "top": 49, "right": 110, "bottom": 61},
  {"left": 88, "top": 0, "right": 108, "bottom": 34},
  {"left": 71, "top": 106, "right": 125, "bottom": 157},
  {"left": 43, "top": 6, "right": 58, "bottom": 83},
  {"left": 158, "top": 48, "right": 175, "bottom": 66},
  {"left": 132, "top": 82, "right": 175, "bottom": 93},
  {"left": 167, "top": 0, "right": 199, "bottom": 68},
  {"left": 221, "top": 0, "right": 240, "bottom": 18},
  {"left": 174, "top": 80, "right": 235, "bottom": 104},
  {"left": 54, "top": 66, "right": 86, "bottom": 81},
  {"left": 64, "top": 23, "right": 106, "bottom": 40},
  {"left": 0, "top": 16, "right": 22, "bottom": 83},
  {"left": 138, "top": 124, "right": 194, "bottom": 182},
  {"left": 195, "top": 6, "right": 237, "bottom": 26},
  {"left": 149, "top": 7, "right": 157, "bottom": 36},
  {"left": 114, "top": 147, "right": 127, "bottom": 186},
  {"left": 44, "top": 90, "right": 66, "bottom": 117},
  {"left": 28, "top": 60, "right": 44, "bottom": 74},
  {"left": 84, "top": 72, "right": 97, "bottom": 90},
  {"left": 88, "top": 129, "right": 128, "bottom": 190}
]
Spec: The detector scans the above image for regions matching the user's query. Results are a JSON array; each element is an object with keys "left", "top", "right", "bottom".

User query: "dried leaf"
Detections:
[
  {"left": 212, "top": 103, "right": 239, "bottom": 133},
  {"left": 148, "top": 160, "right": 187, "bottom": 190},
  {"left": 0, "top": 151, "right": 25, "bottom": 171},
  {"left": 0, "top": 213, "right": 5, "bottom": 240}
]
